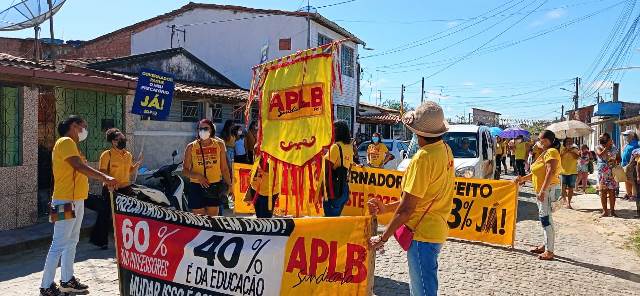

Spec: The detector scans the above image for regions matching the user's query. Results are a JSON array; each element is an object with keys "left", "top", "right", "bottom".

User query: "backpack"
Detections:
[{"left": 329, "top": 144, "right": 349, "bottom": 199}]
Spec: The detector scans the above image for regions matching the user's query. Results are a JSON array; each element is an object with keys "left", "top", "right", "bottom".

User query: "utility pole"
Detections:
[
  {"left": 573, "top": 77, "right": 579, "bottom": 111},
  {"left": 560, "top": 105, "right": 564, "bottom": 121},
  {"left": 420, "top": 77, "right": 425, "bottom": 103},
  {"left": 400, "top": 84, "right": 405, "bottom": 114},
  {"left": 377, "top": 90, "right": 382, "bottom": 106},
  {"left": 306, "top": 0, "right": 311, "bottom": 49},
  {"left": 47, "top": 0, "right": 56, "bottom": 65}
]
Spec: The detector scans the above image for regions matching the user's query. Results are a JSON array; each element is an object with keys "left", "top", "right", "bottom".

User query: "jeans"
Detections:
[
  {"left": 516, "top": 159, "right": 526, "bottom": 176},
  {"left": 323, "top": 182, "right": 349, "bottom": 217},
  {"left": 537, "top": 184, "right": 560, "bottom": 252},
  {"left": 41, "top": 199, "right": 85, "bottom": 288},
  {"left": 407, "top": 240, "right": 442, "bottom": 296}
]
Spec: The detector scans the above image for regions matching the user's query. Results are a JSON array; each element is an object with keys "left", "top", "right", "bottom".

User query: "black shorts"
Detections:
[{"left": 188, "top": 182, "right": 224, "bottom": 209}]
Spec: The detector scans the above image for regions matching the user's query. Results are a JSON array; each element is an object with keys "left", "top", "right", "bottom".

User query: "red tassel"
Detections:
[
  {"left": 298, "top": 167, "right": 304, "bottom": 215},
  {"left": 292, "top": 166, "right": 299, "bottom": 217},
  {"left": 307, "top": 164, "right": 315, "bottom": 204}
]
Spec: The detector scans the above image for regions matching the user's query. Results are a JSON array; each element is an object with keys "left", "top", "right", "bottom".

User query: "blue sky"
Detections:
[{"left": 2, "top": 0, "right": 638, "bottom": 121}]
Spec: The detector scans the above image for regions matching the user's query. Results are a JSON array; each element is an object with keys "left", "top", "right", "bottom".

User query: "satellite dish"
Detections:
[
  {"left": 0, "top": 0, "right": 66, "bottom": 31},
  {"left": 0, "top": 0, "right": 67, "bottom": 61}
]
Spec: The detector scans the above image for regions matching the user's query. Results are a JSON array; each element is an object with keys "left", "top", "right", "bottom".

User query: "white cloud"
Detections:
[
  {"left": 447, "top": 21, "right": 459, "bottom": 28},
  {"left": 425, "top": 89, "right": 450, "bottom": 100},
  {"left": 546, "top": 8, "right": 566, "bottom": 19},
  {"left": 463, "top": 81, "right": 475, "bottom": 86},
  {"left": 480, "top": 88, "right": 493, "bottom": 94},
  {"left": 530, "top": 8, "right": 567, "bottom": 27}
]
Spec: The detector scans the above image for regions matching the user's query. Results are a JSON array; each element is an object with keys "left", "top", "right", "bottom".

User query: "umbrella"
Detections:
[
  {"left": 546, "top": 120, "right": 593, "bottom": 139},
  {"left": 489, "top": 127, "right": 503, "bottom": 137},
  {"left": 499, "top": 127, "right": 530, "bottom": 139}
]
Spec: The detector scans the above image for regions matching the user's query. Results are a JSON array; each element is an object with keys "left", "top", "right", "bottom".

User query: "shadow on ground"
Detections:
[
  {"left": 516, "top": 197, "right": 539, "bottom": 222},
  {"left": 0, "top": 240, "right": 115, "bottom": 281},
  {"left": 374, "top": 275, "right": 410, "bottom": 295}
]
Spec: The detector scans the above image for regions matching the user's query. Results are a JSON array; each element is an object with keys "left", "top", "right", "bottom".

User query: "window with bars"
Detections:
[
  {"left": 0, "top": 86, "right": 22, "bottom": 167},
  {"left": 181, "top": 101, "right": 202, "bottom": 122},
  {"left": 211, "top": 103, "right": 223, "bottom": 123},
  {"left": 317, "top": 34, "right": 332, "bottom": 46},
  {"left": 341, "top": 46, "right": 354, "bottom": 77},
  {"left": 336, "top": 105, "right": 354, "bottom": 132}
]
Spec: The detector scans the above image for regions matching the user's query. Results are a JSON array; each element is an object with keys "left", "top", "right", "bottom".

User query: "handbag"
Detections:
[
  {"left": 612, "top": 164, "right": 627, "bottom": 182},
  {"left": 393, "top": 144, "right": 451, "bottom": 252},
  {"left": 49, "top": 202, "right": 76, "bottom": 223}
]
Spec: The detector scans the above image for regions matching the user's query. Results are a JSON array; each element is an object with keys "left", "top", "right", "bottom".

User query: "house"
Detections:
[
  {"left": 356, "top": 102, "right": 408, "bottom": 143},
  {"left": 471, "top": 108, "right": 500, "bottom": 126},
  {"left": 57, "top": 3, "right": 365, "bottom": 135},
  {"left": 0, "top": 50, "right": 248, "bottom": 231},
  {"left": 567, "top": 101, "right": 640, "bottom": 149}
]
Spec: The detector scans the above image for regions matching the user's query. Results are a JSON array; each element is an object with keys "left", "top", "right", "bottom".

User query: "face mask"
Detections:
[
  {"left": 372, "top": 137, "right": 379, "bottom": 143},
  {"left": 116, "top": 139, "right": 126, "bottom": 150},
  {"left": 78, "top": 128, "right": 88, "bottom": 142},
  {"left": 536, "top": 141, "right": 543, "bottom": 149},
  {"left": 237, "top": 130, "right": 243, "bottom": 136},
  {"left": 199, "top": 130, "right": 210, "bottom": 140}
]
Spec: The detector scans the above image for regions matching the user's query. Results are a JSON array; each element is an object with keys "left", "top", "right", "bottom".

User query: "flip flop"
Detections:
[
  {"left": 530, "top": 246, "right": 545, "bottom": 254},
  {"left": 538, "top": 253, "right": 554, "bottom": 261}
]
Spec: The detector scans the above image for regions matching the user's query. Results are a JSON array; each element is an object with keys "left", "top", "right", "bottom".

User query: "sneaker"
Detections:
[
  {"left": 60, "top": 276, "right": 88, "bottom": 293},
  {"left": 40, "top": 283, "right": 62, "bottom": 296}
]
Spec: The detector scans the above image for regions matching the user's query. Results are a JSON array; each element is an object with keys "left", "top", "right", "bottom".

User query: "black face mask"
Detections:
[{"left": 116, "top": 139, "right": 127, "bottom": 150}]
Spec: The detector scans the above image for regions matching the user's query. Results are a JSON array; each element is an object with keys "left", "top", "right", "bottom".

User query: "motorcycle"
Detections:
[{"left": 132, "top": 150, "right": 188, "bottom": 211}]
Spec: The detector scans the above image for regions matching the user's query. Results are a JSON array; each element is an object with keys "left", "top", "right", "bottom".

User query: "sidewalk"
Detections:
[{"left": 0, "top": 210, "right": 96, "bottom": 254}]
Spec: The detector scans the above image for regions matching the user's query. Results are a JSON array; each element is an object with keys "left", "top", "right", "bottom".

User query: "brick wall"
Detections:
[{"left": 63, "top": 30, "right": 132, "bottom": 59}]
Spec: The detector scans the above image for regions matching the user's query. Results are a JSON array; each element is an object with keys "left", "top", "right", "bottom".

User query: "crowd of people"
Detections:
[{"left": 496, "top": 130, "right": 640, "bottom": 218}]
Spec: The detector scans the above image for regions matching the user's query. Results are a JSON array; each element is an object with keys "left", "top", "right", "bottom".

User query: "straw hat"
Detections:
[{"left": 402, "top": 101, "right": 449, "bottom": 137}]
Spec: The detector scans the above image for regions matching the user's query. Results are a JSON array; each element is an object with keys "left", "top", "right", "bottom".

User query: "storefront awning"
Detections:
[{"left": 593, "top": 102, "right": 622, "bottom": 117}]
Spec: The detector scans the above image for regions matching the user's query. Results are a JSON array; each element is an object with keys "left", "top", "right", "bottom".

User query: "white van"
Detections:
[{"left": 398, "top": 125, "right": 495, "bottom": 179}]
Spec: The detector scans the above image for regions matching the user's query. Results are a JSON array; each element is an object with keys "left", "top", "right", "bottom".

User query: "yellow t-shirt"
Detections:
[
  {"left": 326, "top": 142, "right": 354, "bottom": 168},
  {"left": 99, "top": 149, "right": 133, "bottom": 187},
  {"left": 496, "top": 141, "right": 507, "bottom": 155},
  {"left": 402, "top": 141, "right": 455, "bottom": 244},
  {"left": 367, "top": 143, "right": 389, "bottom": 168},
  {"left": 252, "top": 165, "right": 281, "bottom": 196},
  {"left": 560, "top": 145, "right": 579, "bottom": 175},
  {"left": 189, "top": 139, "right": 224, "bottom": 183},
  {"left": 514, "top": 141, "right": 528, "bottom": 160},
  {"left": 52, "top": 137, "right": 89, "bottom": 200},
  {"left": 531, "top": 148, "right": 561, "bottom": 193}
]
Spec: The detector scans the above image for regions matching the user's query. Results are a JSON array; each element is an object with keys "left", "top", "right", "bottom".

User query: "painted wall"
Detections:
[
  {"left": 130, "top": 8, "right": 360, "bottom": 132},
  {"left": 0, "top": 86, "right": 39, "bottom": 230}
]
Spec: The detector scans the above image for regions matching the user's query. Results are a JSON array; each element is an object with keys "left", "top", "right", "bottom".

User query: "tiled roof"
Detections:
[
  {"left": 357, "top": 113, "right": 401, "bottom": 125},
  {"left": 0, "top": 53, "right": 248, "bottom": 103}
]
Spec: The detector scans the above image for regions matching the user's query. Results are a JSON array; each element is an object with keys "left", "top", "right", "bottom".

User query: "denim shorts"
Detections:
[{"left": 561, "top": 174, "right": 577, "bottom": 187}]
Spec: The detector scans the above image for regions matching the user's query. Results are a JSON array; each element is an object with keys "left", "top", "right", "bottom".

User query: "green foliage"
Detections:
[{"left": 381, "top": 99, "right": 413, "bottom": 112}]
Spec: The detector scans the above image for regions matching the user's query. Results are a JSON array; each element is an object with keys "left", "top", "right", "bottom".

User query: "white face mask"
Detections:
[
  {"left": 199, "top": 130, "right": 210, "bottom": 140},
  {"left": 78, "top": 128, "right": 88, "bottom": 142},
  {"left": 536, "top": 141, "right": 543, "bottom": 149}
]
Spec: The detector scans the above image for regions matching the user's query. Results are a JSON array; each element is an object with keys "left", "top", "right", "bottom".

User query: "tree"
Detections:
[{"left": 380, "top": 99, "right": 413, "bottom": 112}]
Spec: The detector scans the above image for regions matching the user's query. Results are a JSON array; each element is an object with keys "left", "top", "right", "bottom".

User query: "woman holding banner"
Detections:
[
  {"left": 368, "top": 101, "right": 455, "bottom": 296},
  {"left": 515, "top": 130, "right": 562, "bottom": 261},
  {"left": 89, "top": 128, "right": 142, "bottom": 250},
  {"left": 40, "top": 115, "right": 118, "bottom": 296},
  {"left": 183, "top": 119, "right": 231, "bottom": 216},
  {"left": 324, "top": 120, "right": 354, "bottom": 217}
]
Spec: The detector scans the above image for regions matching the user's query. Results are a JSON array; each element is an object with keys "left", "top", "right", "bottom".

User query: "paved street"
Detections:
[{"left": 1, "top": 178, "right": 639, "bottom": 296}]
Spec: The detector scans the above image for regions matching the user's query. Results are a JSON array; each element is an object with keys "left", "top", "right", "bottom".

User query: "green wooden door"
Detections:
[
  {"left": 0, "top": 86, "right": 22, "bottom": 167},
  {"left": 55, "top": 87, "right": 124, "bottom": 162}
]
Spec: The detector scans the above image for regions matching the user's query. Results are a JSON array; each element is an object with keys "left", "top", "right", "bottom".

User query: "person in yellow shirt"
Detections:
[
  {"left": 40, "top": 115, "right": 118, "bottom": 295},
  {"left": 515, "top": 130, "right": 562, "bottom": 261},
  {"left": 247, "top": 153, "right": 280, "bottom": 218},
  {"left": 183, "top": 119, "right": 232, "bottom": 216},
  {"left": 495, "top": 136, "right": 507, "bottom": 179},
  {"left": 367, "top": 133, "right": 392, "bottom": 168},
  {"left": 323, "top": 120, "right": 354, "bottom": 217},
  {"left": 89, "top": 128, "right": 142, "bottom": 249},
  {"left": 514, "top": 135, "right": 529, "bottom": 176},
  {"left": 368, "top": 101, "right": 454, "bottom": 295},
  {"left": 560, "top": 138, "right": 580, "bottom": 209}
]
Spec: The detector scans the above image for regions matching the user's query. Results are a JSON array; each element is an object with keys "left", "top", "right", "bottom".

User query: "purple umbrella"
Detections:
[{"left": 499, "top": 127, "right": 530, "bottom": 139}]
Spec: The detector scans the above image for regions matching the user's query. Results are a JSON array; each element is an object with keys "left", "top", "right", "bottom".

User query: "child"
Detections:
[{"left": 576, "top": 145, "right": 591, "bottom": 192}]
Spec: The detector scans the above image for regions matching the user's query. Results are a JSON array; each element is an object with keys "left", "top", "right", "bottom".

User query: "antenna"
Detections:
[{"left": 0, "top": 0, "right": 67, "bottom": 62}]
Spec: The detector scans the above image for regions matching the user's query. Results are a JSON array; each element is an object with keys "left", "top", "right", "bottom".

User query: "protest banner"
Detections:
[
  {"left": 233, "top": 164, "right": 518, "bottom": 246},
  {"left": 131, "top": 68, "right": 175, "bottom": 120},
  {"left": 112, "top": 194, "right": 374, "bottom": 296},
  {"left": 245, "top": 42, "right": 345, "bottom": 217}
]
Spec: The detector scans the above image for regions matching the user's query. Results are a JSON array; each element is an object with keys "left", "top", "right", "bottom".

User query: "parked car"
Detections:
[
  {"left": 397, "top": 124, "right": 495, "bottom": 179},
  {"left": 357, "top": 139, "right": 409, "bottom": 169}
]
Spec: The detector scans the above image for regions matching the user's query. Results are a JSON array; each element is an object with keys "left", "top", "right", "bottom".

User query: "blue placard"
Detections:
[{"left": 131, "top": 69, "right": 175, "bottom": 120}]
